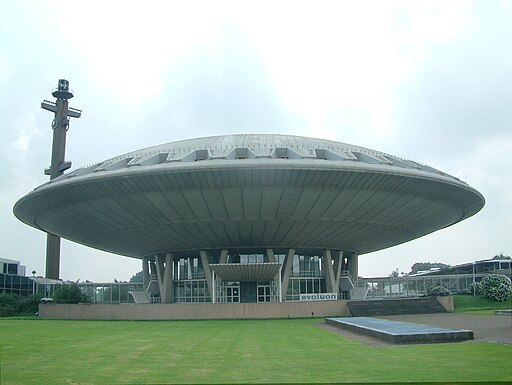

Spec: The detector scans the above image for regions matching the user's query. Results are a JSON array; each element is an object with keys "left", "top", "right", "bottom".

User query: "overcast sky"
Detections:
[{"left": 1, "top": 0, "right": 511, "bottom": 282}]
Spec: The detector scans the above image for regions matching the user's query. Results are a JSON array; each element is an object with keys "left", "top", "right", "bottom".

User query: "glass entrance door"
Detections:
[
  {"left": 226, "top": 284, "right": 240, "bottom": 303},
  {"left": 257, "top": 284, "right": 271, "bottom": 302}
]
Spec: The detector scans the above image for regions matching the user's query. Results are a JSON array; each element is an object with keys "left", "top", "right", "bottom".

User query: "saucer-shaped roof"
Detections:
[{"left": 14, "top": 134, "right": 485, "bottom": 258}]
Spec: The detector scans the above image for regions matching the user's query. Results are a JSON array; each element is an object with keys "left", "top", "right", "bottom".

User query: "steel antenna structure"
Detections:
[{"left": 41, "top": 79, "right": 82, "bottom": 279}]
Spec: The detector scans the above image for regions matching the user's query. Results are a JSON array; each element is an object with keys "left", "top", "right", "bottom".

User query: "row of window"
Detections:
[
  {"left": 286, "top": 277, "right": 327, "bottom": 301},
  {"left": 166, "top": 253, "right": 338, "bottom": 282},
  {"left": 69, "top": 146, "right": 427, "bottom": 181},
  {"left": 100, "top": 148, "right": 405, "bottom": 166},
  {"left": 0, "top": 273, "right": 34, "bottom": 296},
  {"left": 79, "top": 283, "right": 144, "bottom": 304},
  {"left": 363, "top": 274, "right": 489, "bottom": 298},
  {"left": 173, "top": 280, "right": 211, "bottom": 303}
]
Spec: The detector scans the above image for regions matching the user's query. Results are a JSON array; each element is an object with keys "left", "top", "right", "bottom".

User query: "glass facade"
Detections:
[
  {"left": 362, "top": 273, "right": 488, "bottom": 298},
  {"left": 214, "top": 280, "right": 279, "bottom": 303},
  {"left": 172, "top": 256, "right": 211, "bottom": 303},
  {"left": 173, "top": 280, "right": 210, "bottom": 303},
  {"left": 0, "top": 273, "right": 34, "bottom": 296},
  {"left": 210, "top": 251, "right": 282, "bottom": 303},
  {"left": 78, "top": 282, "right": 143, "bottom": 303},
  {"left": 174, "top": 256, "right": 206, "bottom": 280},
  {"left": 286, "top": 254, "right": 327, "bottom": 301},
  {"left": 35, "top": 282, "right": 59, "bottom": 298}
]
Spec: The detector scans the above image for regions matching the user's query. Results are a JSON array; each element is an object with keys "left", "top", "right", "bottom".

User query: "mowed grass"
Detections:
[
  {"left": 1, "top": 318, "right": 511, "bottom": 384},
  {"left": 454, "top": 294, "right": 512, "bottom": 312}
]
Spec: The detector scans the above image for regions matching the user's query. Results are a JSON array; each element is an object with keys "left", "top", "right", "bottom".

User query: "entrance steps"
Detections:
[
  {"left": 350, "top": 286, "right": 370, "bottom": 300},
  {"left": 128, "top": 291, "right": 151, "bottom": 304},
  {"left": 348, "top": 297, "right": 447, "bottom": 317}
]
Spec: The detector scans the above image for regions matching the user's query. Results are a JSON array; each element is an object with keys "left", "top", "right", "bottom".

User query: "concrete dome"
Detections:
[{"left": 14, "top": 134, "right": 484, "bottom": 258}]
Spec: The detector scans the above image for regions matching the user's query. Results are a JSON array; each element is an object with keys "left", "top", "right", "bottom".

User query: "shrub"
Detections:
[
  {"left": 479, "top": 274, "right": 512, "bottom": 302},
  {"left": 0, "top": 293, "right": 41, "bottom": 316},
  {"left": 468, "top": 281, "right": 482, "bottom": 296},
  {"left": 427, "top": 285, "right": 450, "bottom": 297},
  {"left": 53, "top": 284, "right": 90, "bottom": 304}
]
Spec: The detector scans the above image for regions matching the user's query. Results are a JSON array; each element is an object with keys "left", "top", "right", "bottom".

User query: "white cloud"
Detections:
[
  {"left": 453, "top": 134, "right": 512, "bottom": 209},
  {"left": 54, "top": 0, "right": 226, "bottom": 102},
  {"left": 9, "top": 111, "right": 43, "bottom": 154},
  {"left": 2, "top": 0, "right": 511, "bottom": 280},
  {"left": 0, "top": 56, "right": 11, "bottom": 87}
]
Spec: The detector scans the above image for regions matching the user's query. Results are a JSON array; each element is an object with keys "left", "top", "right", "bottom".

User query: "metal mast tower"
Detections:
[{"left": 41, "top": 79, "right": 82, "bottom": 279}]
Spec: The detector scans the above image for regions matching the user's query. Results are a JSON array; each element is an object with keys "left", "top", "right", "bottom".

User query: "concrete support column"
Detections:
[
  {"left": 152, "top": 254, "right": 161, "bottom": 303},
  {"left": 212, "top": 270, "right": 216, "bottom": 304},
  {"left": 278, "top": 264, "right": 283, "bottom": 302},
  {"left": 154, "top": 253, "right": 174, "bottom": 303},
  {"left": 323, "top": 250, "right": 336, "bottom": 293},
  {"left": 280, "top": 248, "right": 295, "bottom": 300},
  {"left": 149, "top": 259, "right": 157, "bottom": 277},
  {"left": 333, "top": 251, "right": 343, "bottom": 287},
  {"left": 348, "top": 253, "right": 359, "bottom": 280},
  {"left": 142, "top": 257, "right": 150, "bottom": 289},
  {"left": 155, "top": 254, "right": 165, "bottom": 281},
  {"left": 167, "top": 253, "right": 174, "bottom": 303},
  {"left": 219, "top": 249, "right": 228, "bottom": 264},
  {"left": 341, "top": 254, "right": 347, "bottom": 272},
  {"left": 45, "top": 233, "right": 61, "bottom": 280},
  {"left": 266, "top": 248, "right": 276, "bottom": 262},
  {"left": 200, "top": 250, "right": 214, "bottom": 301}
]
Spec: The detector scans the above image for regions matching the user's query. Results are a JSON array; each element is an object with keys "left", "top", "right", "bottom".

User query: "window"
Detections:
[
  {"left": 257, "top": 285, "right": 271, "bottom": 302},
  {"left": 226, "top": 284, "right": 240, "bottom": 303},
  {"left": 174, "top": 280, "right": 211, "bottom": 303}
]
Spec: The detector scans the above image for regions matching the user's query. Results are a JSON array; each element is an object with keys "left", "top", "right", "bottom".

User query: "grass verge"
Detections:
[
  {"left": 453, "top": 294, "right": 512, "bottom": 313},
  {"left": 1, "top": 318, "right": 511, "bottom": 384}
]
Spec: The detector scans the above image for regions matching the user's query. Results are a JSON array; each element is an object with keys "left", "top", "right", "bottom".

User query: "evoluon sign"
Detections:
[{"left": 299, "top": 293, "right": 337, "bottom": 301}]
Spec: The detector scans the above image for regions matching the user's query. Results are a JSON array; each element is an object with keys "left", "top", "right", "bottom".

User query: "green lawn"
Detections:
[
  {"left": 453, "top": 294, "right": 512, "bottom": 312},
  {"left": 1, "top": 318, "right": 510, "bottom": 384}
]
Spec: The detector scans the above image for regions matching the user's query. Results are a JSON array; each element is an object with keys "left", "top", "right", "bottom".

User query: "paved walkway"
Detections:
[{"left": 320, "top": 313, "right": 512, "bottom": 346}]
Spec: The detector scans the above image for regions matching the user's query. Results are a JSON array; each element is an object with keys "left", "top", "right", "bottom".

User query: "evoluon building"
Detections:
[{"left": 14, "top": 134, "right": 484, "bottom": 307}]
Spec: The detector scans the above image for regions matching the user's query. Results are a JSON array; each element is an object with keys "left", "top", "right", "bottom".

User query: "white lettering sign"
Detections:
[{"left": 299, "top": 293, "right": 337, "bottom": 301}]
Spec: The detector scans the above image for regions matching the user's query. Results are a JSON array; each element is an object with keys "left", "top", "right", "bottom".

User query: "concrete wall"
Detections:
[
  {"left": 39, "top": 300, "right": 350, "bottom": 320},
  {"left": 437, "top": 295, "right": 454, "bottom": 312}
]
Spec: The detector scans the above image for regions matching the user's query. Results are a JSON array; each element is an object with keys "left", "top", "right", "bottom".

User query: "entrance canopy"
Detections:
[{"left": 210, "top": 263, "right": 281, "bottom": 282}]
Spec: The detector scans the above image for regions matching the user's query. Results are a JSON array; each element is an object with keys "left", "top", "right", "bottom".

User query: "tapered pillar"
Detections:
[
  {"left": 266, "top": 248, "right": 276, "bottom": 262},
  {"left": 333, "top": 250, "right": 343, "bottom": 291},
  {"left": 280, "top": 249, "right": 295, "bottom": 300},
  {"left": 200, "top": 251, "right": 214, "bottom": 300},
  {"left": 154, "top": 253, "right": 173, "bottom": 303},
  {"left": 219, "top": 249, "right": 228, "bottom": 264},
  {"left": 348, "top": 253, "right": 359, "bottom": 280},
  {"left": 142, "top": 257, "right": 150, "bottom": 289},
  {"left": 323, "top": 250, "right": 336, "bottom": 293},
  {"left": 45, "top": 233, "right": 61, "bottom": 280}
]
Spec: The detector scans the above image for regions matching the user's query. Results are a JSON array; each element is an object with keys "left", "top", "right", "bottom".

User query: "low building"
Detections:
[
  {"left": 0, "top": 258, "right": 33, "bottom": 296},
  {"left": 0, "top": 258, "right": 26, "bottom": 276}
]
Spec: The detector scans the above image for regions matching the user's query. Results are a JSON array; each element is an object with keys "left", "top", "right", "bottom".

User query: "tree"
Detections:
[
  {"left": 389, "top": 268, "right": 399, "bottom": 277},
  {"left": 53, "top": 284, "right": 90, "bottom": 304},
  {"left": 129, "top": 271, "right": 143, "bottom": 283},
  {"left": 493, "top": 253, "right": 511, "bottom": 260},
  {"left": 410, "top": 262, "right": 450, "bottom": 275}
]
